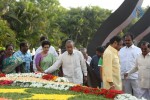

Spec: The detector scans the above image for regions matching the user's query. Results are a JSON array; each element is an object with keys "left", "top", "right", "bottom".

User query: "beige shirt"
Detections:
[
  {"left": 102, "top": 45, "right": 122, "bottom": 90},
  {"left": 128, "top": 52, "right": 150, "bottom": 88},
  {"left": 45, "top": 50, "right": 87, "bottom": 84}
]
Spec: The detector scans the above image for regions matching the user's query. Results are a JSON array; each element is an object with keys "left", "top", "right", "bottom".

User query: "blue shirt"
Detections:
[{"left": 13, "top": 50, "right": 32, "bottom": 72}]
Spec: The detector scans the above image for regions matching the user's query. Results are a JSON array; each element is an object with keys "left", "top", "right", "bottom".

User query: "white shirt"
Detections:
[
  {"left": 45, "top": 50, "right": 87, "bottom": 84},
  {"left": 86, "top": 56, "right": 92, "bottom": 66},
  {"left": 33, "top": 46, "right": 58, "bottom": 71},
  {"left": 128, "top": 53, "right": 150, "bottom": 88},
  {"left": 119, "top": 45, "right": 141, "bottom": 79}
]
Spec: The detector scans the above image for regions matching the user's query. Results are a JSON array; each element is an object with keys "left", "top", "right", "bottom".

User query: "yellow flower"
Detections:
[
  {"left": 52, "top": 76, "right": 58, "bottom": 81},
  {"left": 0, "top": 88, "right": 27, "bottom": 93},
  {"left": 24, "top": 94, "right": 75, "bottom": 100}
]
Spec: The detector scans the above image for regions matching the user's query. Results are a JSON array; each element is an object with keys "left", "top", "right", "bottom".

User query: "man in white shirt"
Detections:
[
  {"left": 79, "top": 48, "right": 92, "bottom": 86},
  {"left": 119, "top": 34, "right": 141, "bottom": 97},
  {"left": 79, "top": 48, "right": 92, "bottom": 66},
  {"left": 33, "top": 36, "right": 58, "bottom": 72},
  {"left": 125, "top": 41, "right": 150, "bottom": 99},
  {"left": 45, "top": 40, "right": 87, "bottom": 84}
]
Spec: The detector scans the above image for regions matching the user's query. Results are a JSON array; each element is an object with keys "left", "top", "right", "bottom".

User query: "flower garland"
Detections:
[
  {"left": 11, "top": 81, "right": 75, "bottom": 90},
  {"left": 6, "top": 73, "right": 45, "bottom": 78},
  {"left": 5, "top": 73, "right": 69, "bottom": 82},
  {"left": 70, "top": 85, "right": 123, "bottom": 99}
]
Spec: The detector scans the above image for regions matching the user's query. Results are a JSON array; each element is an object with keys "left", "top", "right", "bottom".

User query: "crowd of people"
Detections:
[{"left": 0, "top": 34, "right": 150, "bottom": 99}]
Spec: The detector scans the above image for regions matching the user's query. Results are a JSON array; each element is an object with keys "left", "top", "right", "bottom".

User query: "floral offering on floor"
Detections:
[{"left": 0, "top": 73, "right": 145, "bottom": 100}]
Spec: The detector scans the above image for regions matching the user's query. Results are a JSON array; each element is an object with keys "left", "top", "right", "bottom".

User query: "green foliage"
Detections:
[
  {"left": 0, "top": 0, "right": 111, "bottom": 49},
  {"left": 58, "top": 6, "right": 111, "bottom": 48},
  {"left": 0, "top": 18, "right": 16, "bottom": 46}
]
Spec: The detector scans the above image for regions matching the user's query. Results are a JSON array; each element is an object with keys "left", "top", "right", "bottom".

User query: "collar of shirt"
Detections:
[
  {"left": 18, "top": 50, "right": 26, "bottom": 55},
  {"left": 125, "top": 44, "right": 135, "bottom": 48},
  {"left": 19, "top": 50, "right": 30, "bottom": 55},
  {"left": 141, "top": 52, "right": 150, "bottom": 58},
  {"left": 146, "top": 52, "right": 150, "bottom": 56},
  {"left": 108, "top": 45, "right": 118, "bottom": 54},
  {"left": 67, "top": 50, "right": 75, "bottom": 55}
]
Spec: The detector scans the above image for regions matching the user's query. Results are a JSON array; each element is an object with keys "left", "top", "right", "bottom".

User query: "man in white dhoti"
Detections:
[
  {"left": 119, "top": 34, "right": 141, "bottom": 97},
  {"left": 33, "top": 36, "right": 58, "bottom": 72},
  {"left": 44, "top": 40, "right": 87, "bottom": 84},
  {"left": 125, "top": 41, "right": 150, "bottom": 100}
]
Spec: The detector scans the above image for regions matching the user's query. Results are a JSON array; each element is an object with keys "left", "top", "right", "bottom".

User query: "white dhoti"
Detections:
[
  {"left": 139, "top": 88, "right": 150, "bottom": 100},
  {"left": 122, "top": 79, "right": 141, "bottom": 98}
]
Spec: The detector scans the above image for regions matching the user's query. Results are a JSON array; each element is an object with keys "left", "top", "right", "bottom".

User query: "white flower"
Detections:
[
  {"left": 114, "top": 94, "right": 146, "bottom": 100},
  {"left": 55, "top": 77, "right": 69, "bottom": 82},
  {"left": 6, "top": 73, "right": 45, "bottom": 78},
  {"left": 5, "top": 73, "right": 75, "bottom": 91}
]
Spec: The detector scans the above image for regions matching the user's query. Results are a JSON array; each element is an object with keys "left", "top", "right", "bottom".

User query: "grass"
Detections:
[{"left": 0, "top": 86, "right": 109, "bottom": 100}]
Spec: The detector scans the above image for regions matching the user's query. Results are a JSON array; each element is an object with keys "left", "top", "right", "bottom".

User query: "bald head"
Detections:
[{"left": 65, "top": 40, "right": 74, "bottom": 54}]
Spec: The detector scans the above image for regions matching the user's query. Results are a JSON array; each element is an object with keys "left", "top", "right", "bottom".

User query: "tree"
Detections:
[
  {"left": 0, "top": 0, "right": 16, "bottom": 47},
  {"left": 0, "top": 18, "right": 16, "bottom": 47},
  {"left": 57, "top": 6, "right": 111, "bottom": 47},
  {"left": 0, "top": 0, "right": 111, "bottom": 50},
  {"left": 2, "top": 0, "right": 67, "bottom": 49}
]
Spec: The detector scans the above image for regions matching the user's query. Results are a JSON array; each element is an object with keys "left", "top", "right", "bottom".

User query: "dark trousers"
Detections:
[{"left": 86, "top": 63, "right": 101, "bottom": 88}]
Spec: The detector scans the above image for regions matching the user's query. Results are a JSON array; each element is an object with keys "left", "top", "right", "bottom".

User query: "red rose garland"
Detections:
[{"left": 70, "top": 85, "right": 123, "bottom": 99}]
